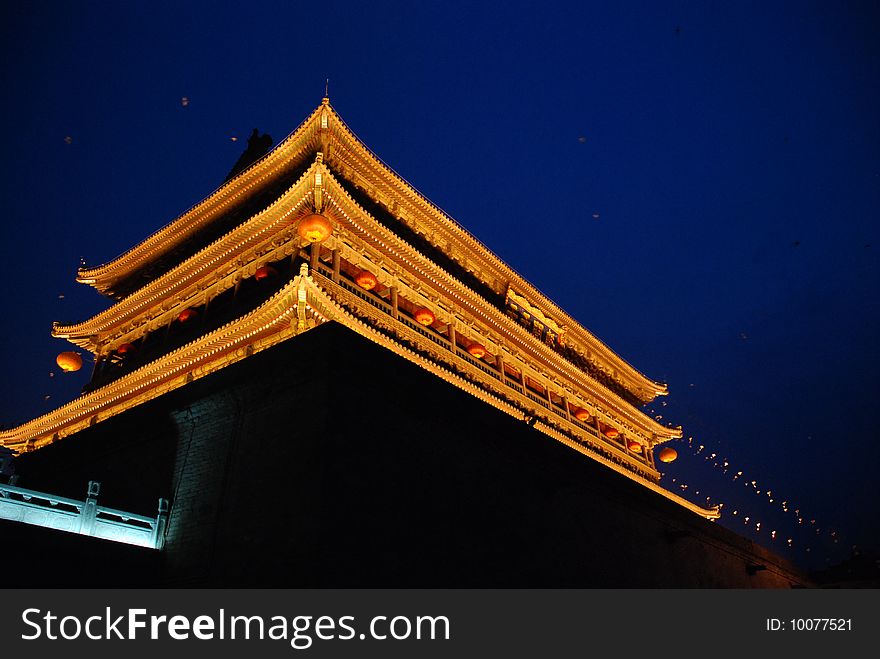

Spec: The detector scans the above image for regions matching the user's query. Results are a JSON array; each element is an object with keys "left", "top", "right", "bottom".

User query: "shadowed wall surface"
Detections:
[{"left": 6, "top": 322, "right": 810, "bottom": 587}]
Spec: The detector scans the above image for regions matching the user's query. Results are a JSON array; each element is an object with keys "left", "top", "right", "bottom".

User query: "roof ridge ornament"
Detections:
[
  {"left": 313, "top": 154, "right": 325, "bottom": 212},
  {"left": 319, "top": 95, "right": 331, "bottom": 154}
]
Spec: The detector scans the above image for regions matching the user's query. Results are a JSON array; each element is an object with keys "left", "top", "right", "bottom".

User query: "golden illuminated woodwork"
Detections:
[
  {"left": 53, "top": 189, "right": 313, "bottom": 348},
  {"left": 3, "top": 268, "right": 715, "bottom": 519},
  {"left": 0, "top": 100, "right": 715, "bottom": 519},
  {"left": 50, "top": 160, "right": 678, "bottom": 452},
  {"left": 75, "top": 103, "right": 327, "bottom": 293},
  {"left": 74, "top": 100, "right": 666, "bottom": 405}
]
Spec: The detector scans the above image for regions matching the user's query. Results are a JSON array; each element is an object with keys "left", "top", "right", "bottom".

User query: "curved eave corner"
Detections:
[
  {"left": 74, "top": 104, "right": 326, "bottom": 294},
  {"left": 1, "top": 275, "right": 311, "bottom": 452},
  {"left": 323, "top": 102, "right": 671, "bottom": 408}
]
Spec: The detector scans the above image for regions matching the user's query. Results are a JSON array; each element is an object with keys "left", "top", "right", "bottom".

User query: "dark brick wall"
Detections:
[
  {"left": 0, "top": 520, "right": 159, "bottom": 587},
  {"left": 6, "top": 322, "right": 811, "bottom": 587}
]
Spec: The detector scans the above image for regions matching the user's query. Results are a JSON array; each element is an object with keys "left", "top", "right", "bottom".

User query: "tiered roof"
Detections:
[
  {"left": 0, "top": 99, "right": 716, "bottom": 519},
  {"left": 72, "top": 99, "right": 667, "bottom": 404}
]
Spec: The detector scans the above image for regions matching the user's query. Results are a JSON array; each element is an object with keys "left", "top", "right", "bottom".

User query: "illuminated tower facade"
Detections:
[
  {"left": 5, "top": 99, "right": 817, "bottom": 588},
  {"left": 2, "top": 99, "right": 711, "bottom": 519}
]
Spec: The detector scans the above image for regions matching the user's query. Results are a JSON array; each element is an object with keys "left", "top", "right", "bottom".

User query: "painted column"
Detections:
[
  {"left": 543, "top": 378, "right": 553, "bottom": 406},
  {"left": 90, "top": 353, "right": 104, "bottom": 380},
  {"left": 310, "top": 241, "right": 320, "bottom": 271}
]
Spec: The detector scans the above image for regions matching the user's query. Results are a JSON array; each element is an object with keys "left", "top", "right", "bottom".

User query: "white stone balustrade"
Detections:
[{"left": 0, "top": 480, "right": 168, "bottom": 549}]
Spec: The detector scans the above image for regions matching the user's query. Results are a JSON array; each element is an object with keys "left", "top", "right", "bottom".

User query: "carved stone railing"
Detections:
[{"left": 0, "top": 481, "right": 168, "bottom": 549}]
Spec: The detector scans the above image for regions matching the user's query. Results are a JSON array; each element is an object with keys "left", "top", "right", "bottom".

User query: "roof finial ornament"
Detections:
[{"left": 323, "top": 78, "right": 329, "bottom": 103}]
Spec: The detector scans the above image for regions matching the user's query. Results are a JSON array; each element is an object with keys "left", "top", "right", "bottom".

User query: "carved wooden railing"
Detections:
[{"left": 308, "top": 269, "right": 655, "bottom": 479}]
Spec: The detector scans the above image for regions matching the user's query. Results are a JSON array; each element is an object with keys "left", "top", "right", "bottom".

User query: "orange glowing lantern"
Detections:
[
  {"left": 355, "top": 270, "right": 378, "bottom": 290},
  {"left": 255, "top": 265, "right": 278, "bottom": 281},
  {"left": 116, "top": 343, "right": 135, "bottom": 356},
  {"left": 177, "top": 308, "right": 198, "bottom": 324},
  {"left": 603, "top": 426, "right": 620, "bottom": 440},
  {"left": 56, "top": 352, "right": 82, "bottom": 372},
  {"left": 467, "top": 343, "right": 487, "bottom": 359},
  {"left": 413, "top": 308, "right": 435, "bottom": 326},
  {"left": 658, "top": 447, "right": 678, "bottom": 463},
  {"left": 297, "top": 214, "right": 333, "bottom": 243},
  {"left": 627, "top": 439, "right": 641, "bottom": 452},
  {"left": 574, "top": 408, "right": 591, "bottom": 422}
]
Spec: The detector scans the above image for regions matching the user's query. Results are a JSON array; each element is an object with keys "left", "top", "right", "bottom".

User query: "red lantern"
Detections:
[
  {"left": 255, "top": 265, "right": 278, "bottom": 281},
  {"left": 177, "top": 308, "right": 198, "bottom": 324},
  {"left": 355, "top": 270, "right": 378, "bottom": 291},
  {"left": 413, "top": 308, "right": 435, "bottom": 326},
  {"left": 627, "top": 439, "right": 641, "bottom": 452},
  {"left": 296, "top": 214, "right": 333, "bottom": 243},
  {"left": 603, "top": 426, "right": 619, "bottom": 440},
  {"left": 467, "top": 343, "right": 487, "bottom": 359},
  {"left": 56, "top": 351, "right": 82, "bottom": 373},
  {"left": 574, "top": 408, "right": 591, "bottom": 422},
  {"left": 658, "top": 447, "right": 678, "bottom": 463},
  {"left": 117, "top": 343, "right": 135, "bottom": 356}
]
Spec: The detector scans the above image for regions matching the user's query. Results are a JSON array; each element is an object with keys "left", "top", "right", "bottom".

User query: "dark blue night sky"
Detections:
[{"left": 1, "top": 1, "right": 877, "bottom": 570}]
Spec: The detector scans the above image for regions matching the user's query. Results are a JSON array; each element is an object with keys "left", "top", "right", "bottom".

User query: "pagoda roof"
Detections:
[
  {"left": 72, "top": 100, "right": 668, "bottom": 404},
  {"left": 5, "top": 271, "right": 717, "bottom": 520}
]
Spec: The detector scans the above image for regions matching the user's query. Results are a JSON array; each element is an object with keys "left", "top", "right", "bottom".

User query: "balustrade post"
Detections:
[
  {"left": 78, "top": 481, "right": 100, "bottom": 537},
  {"left": 151, "top": 498, "right": 169, "bottom": 550},
  {"left": 331, "top": 249, "right": 340, "bottom": 282}
]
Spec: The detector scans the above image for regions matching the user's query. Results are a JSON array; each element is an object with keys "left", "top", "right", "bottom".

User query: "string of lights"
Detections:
[
  {"left": 645, "top": 388, "right": 857, "bottom": 566},
  {"left": 656, "top": 423, "right": 853, "bottom": 563}
]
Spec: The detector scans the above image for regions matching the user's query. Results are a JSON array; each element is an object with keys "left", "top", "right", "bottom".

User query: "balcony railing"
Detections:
[{"left": 308, "top": 269, "right": 651, "bottom": 474}]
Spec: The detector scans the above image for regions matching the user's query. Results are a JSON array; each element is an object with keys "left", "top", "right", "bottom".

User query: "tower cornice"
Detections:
[
  {"left": 54, "top": 159, "right": 678, "bottom": 443},
  {"left": 4, "top": 272, "right": 715, "bottom": 521},
  {"left": 69, "top": 101, "right": 667, "bottom": 403}
]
